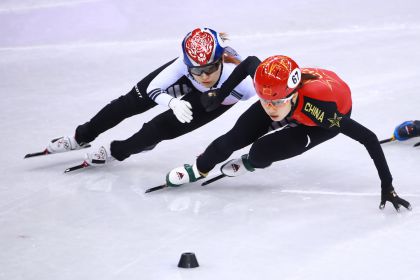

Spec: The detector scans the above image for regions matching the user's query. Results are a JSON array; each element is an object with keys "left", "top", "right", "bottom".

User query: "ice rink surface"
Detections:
[{"left": 1, "top": 1, "right": 420, "bottom": 279}]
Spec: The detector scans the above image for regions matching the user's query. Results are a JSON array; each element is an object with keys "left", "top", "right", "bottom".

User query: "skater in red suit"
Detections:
[{"left": 166, "top": 55, "right": 411, "bottom": 212}]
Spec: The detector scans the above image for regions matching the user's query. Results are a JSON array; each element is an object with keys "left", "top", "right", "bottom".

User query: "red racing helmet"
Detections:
[{"left": 254, "top": 55, "right": 301, "bottom": 100}]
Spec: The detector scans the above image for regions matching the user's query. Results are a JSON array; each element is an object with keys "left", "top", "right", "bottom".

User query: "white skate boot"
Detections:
[
  {"left": 166, "top": 164, "right": 204, "bottom": 187},
  {"left": 85, "top": 145, "right": 114, "bottom": 166},
  {"left": 220, "top": 154, "right": 255, "bottom": 177},
  {"left": 47, "top": 136, "right": 90, "bottom": 153}
]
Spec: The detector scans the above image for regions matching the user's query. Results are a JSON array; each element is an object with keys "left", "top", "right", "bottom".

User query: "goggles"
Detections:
[
  {"left": 260, "top": 94, "right": 294, "bottom": 106},
  {"left": 188, "top": 59, "right": 222, "bottom": 76}
]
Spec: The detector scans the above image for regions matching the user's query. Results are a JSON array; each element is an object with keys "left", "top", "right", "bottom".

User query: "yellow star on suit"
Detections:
[{"left": 328, "top": 113, "right": 342, "bottom": 128}]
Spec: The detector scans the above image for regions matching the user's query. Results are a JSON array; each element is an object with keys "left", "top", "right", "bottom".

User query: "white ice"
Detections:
[{"left": 1, "top": 1, "right": 420, "bottom": 279}]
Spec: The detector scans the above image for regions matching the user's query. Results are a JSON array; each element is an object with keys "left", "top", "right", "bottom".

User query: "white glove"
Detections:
[{"left": 168, "top": 98, "right": 193, "bottom": 123}]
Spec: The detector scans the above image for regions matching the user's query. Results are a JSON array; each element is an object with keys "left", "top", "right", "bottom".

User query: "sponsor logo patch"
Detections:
[
  {"left": 176, "top": 172, "right": 184, "bottom": 180},
  {"left": 231, "top": 163, "right": 240, "bottom": 172}
]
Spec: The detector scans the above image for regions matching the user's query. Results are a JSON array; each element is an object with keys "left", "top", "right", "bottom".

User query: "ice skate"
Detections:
[
  {"left": 85, "top": 145, "right": 114, "bottom": 166},
  {"left": 47, "top": 136, "right": 89, "bottom": 153},
  {"left": 166, "top": 164, "right": 204, "bottom": 187},
  {"left": 220, "top": 154, "right": 255, "bottom": 177},
  {"left": 25, "top": 136, "right": 91, "bottom": 158}
]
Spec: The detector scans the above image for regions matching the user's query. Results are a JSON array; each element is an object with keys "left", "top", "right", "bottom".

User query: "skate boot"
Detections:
[
  {"left": 166, "top": 164, "right": 205, "bottom": 187},
  {"left": 47, "top": 136, "right": 90, "bottom": 153},
  {"left": 85, "top": 145, "right": 115, "bottom": 166},
  {"left": 220, "top": 154, "right": 255, "bottom": 177}
]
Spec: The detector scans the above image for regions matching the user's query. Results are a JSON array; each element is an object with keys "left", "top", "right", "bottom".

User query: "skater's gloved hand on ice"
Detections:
[
  {"left": 379, "top": 183, "right": 412, "bottom": 212},
  {"left": 169, "top": 98, "right": 193, "bottom": 123},
  {"left": 201, "top": 89, "right": 228, "bottom": 112},
  {"left": 393, "top": 120, "right": 420, "bottom": 141}
]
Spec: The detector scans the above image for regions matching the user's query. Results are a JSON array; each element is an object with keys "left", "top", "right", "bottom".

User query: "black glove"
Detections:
[
  {"left": 200, "top": 89, "right": 226, "bottom": 112},
  {"left": 379, "top": 184, "right": 412, "bottom": 212}
]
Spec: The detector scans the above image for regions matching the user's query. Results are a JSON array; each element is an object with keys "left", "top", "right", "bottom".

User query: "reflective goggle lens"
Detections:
[
  {"left": 189, "top": 60, "right": 221, "bottom": 76},
  {"left": 261, "top": 95, "right": 294, "bottom": 106}
]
